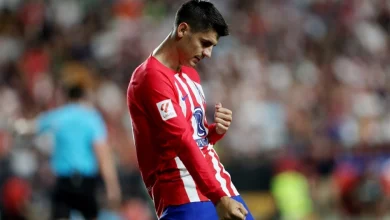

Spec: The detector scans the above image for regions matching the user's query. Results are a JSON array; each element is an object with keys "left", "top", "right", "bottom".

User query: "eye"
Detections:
[{"left": 201, "top": 40, "right": 213, "bottom": 48}]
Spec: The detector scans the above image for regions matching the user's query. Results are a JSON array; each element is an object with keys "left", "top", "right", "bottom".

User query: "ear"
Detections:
[{"left": 176, "top": 22, "right": 190, "bottom": 38}]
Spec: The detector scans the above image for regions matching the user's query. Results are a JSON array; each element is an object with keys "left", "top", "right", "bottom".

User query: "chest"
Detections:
[{"left": 172, "top": 73, "right": 206, "bottom": 120}]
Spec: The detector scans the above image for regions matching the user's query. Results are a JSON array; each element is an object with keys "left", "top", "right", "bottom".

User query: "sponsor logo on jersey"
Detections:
[{"left": 156, "top": 99, "right": 177, "bottom": 121}]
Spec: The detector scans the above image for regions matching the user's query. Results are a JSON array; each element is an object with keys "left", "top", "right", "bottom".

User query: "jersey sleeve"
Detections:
[
  {"left": 207, "top": 123, "right": 225, "bottom": 145},
  {"left": 91, "top": 112, "right": 108, "bottom": 144},
  {"left": 139, "top": 69, "right": 227, "bottom": 204}
]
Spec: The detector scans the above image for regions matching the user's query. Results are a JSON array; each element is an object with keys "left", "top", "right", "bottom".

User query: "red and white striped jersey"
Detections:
[{"left": 127, "top": 56, "right": 239, "bottom": 217}]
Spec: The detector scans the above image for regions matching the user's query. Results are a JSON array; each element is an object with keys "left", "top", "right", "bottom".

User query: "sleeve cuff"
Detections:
[
  {"left": 208, "top": 123, "right": 225, "bottom": 145},
  {"left": 208, "top": 188, "right": 228, "bottom": 205}
]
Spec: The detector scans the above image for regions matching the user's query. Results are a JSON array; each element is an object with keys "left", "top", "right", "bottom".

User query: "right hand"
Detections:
[{"left": 216, "top": 196, "right": 248, "bottom": 220}]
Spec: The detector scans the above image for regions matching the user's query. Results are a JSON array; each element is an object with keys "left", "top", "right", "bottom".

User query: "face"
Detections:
[{"left": 176, "top": 23, "right": 219, "bottom": 67}]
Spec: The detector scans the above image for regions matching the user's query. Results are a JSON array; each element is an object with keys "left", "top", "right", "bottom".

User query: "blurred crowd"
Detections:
[{"left": 0, "top": 0, "right": 390, "bottom": 219}]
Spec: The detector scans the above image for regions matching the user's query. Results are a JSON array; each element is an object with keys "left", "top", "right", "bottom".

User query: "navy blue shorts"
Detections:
[{"left": 160, "top": 196, "right": 254, "bottom": 220}]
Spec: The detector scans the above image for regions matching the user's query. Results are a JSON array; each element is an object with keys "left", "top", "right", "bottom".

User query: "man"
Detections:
[
  {"left": 13, "top": 84, "right": 121, "bottom": 220},
  {"left": 127, "top": 1, "right": 254, "bottom": 219}
]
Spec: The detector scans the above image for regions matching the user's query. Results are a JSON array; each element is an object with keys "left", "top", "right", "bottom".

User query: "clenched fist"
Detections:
[
  {"left": 216, "top": 196, "right": 248, "bottom": 220},
  {"left": 215, "top": 103, "right": 232, "bottom": 135}
]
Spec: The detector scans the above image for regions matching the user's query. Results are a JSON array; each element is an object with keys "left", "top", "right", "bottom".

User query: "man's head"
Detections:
[
  {"left": 174, "top": 0, "right": 229, "bottom": 67},
  {"left": 64, "top": 84, "right": 85, "bottom": 101}
]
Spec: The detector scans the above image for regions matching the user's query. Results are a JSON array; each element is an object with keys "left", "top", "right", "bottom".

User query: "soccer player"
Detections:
[
  {"left": 127, "top": 1, "right": 254, "bottom": 219},
  {"left": 13, "top": 84, "right": 121, "bottom": 220}
]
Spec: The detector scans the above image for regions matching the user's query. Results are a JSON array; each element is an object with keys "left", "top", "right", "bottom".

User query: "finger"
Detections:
[
  {"left": 231, "top": 210, "right": 246, "bottom": 220},
  {"left": 238, "top": 204, "right": 248, "bottom": 216},
  {"left": 215, "top": 118, "right": 231, "bottom": 127},
  {"left": 216, "top": 123, "right": 228, "bottom": 132},
  {"left": 217, "top": 107, "right": 232, "bottom": 116},
  {"left": 215, "top": 112, "right": 232, "bottom": 122}
]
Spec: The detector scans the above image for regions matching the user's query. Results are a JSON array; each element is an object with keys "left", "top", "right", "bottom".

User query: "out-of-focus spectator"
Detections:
[
  {"left": 271, "top": 157, "right": 315, "bottom": 220},
  {"left": 1, "top": 176, "right": 31, "bottom": 220}
]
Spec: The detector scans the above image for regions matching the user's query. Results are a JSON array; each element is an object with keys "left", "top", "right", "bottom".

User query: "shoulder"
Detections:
[
  {"left": 90, "top": 109, "right": 105, "bottom": 124},
  {"left": 72, "top": 106, "right": 105, "bottom": 127},
  {"left": 87, "top": 106, "right": 102, "bottom": 117},
  {"left": 44, "top": 105, "right": 67, "bottom": 116},
  {"left": 132, "top": 57, "right": 174, "bottom": 84},
  {"left": 37, "top": 105, "right": 66, "bottom": 124}
]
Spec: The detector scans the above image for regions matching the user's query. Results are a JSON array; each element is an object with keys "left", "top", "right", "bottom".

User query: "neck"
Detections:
[{"left": 152, "top": 32, "right": 181, "bottom": 72}]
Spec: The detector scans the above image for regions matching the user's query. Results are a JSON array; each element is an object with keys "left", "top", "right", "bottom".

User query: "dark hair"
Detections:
[
  {"left": 65, "top": 84, "right": 85, "bottom": 100},
  {"left": 175, "top": 0, "right": 229, "bottom": 37}
]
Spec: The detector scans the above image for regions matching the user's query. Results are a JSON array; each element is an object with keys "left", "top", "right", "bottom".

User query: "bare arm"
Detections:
[{"left": 94, "top": 141, "right": 122, "bottom": 208}]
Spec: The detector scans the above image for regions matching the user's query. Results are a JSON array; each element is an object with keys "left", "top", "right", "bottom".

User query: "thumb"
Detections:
[{"left": 215, "top": 102, "right": 222, "bottom": 109}]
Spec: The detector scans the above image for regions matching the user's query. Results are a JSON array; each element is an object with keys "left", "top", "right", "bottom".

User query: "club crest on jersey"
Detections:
[
  {"left": 156, "top": 99, "right": 177, "bottom": 121},
  {"left": 193, "top": 107, "right": 207, "bottom": 137}
]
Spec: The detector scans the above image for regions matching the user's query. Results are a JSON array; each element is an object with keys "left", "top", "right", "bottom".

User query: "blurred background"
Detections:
[{"left": 0, "top": 0, "right": 390, "bottom": 219}]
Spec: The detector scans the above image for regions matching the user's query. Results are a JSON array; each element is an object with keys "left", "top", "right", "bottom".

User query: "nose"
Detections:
[{"left": 202, "top": 46, "right": 213, "bottom": 58}]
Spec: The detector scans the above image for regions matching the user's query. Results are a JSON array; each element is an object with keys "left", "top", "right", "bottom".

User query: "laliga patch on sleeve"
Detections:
[{"left": 156, "top": 99, "right": 177, "bottom": 121}]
